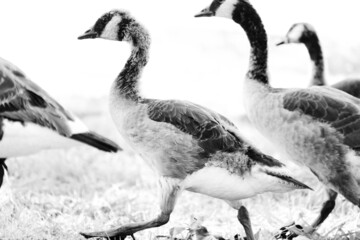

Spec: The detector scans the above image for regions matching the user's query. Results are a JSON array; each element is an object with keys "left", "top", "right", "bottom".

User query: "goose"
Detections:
[
  {"left": 276, "top": 22, "right": 360, "bottom": 97},
  {"left": 195, "top": 0, "right": 360, "bottom": 238},
  {"left": 0, "top": 56, "right": 121, "bottom": 192},
  {"left": 77, "top": 9, "right": 311, "bottom": 240}
]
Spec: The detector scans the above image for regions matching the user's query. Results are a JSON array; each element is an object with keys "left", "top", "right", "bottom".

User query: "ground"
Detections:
[{"left": 0, "top": 99, "right": 360, "bottom": 240}]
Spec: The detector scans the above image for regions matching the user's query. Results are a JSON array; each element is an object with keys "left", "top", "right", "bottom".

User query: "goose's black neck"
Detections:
[
  {"left": 233, "top": 1, "right": 269, "bottom": 85},
  {"left": 115, "top": 24, "right": 150, "bottom": 102},
  {"left": 303, "top": 35, "right": 325, "bottom": 86}
]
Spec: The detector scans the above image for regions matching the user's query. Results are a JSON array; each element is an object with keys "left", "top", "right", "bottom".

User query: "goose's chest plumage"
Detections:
[{"left": 109, "top": 92, "right": 205, "bottom": 179}]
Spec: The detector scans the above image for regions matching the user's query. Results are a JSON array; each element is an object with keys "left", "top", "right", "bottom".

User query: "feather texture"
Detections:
[
  {"left": 283, "top": 87, "right": 360, "bottom": 150},
  {"left": 146, "top": 99, "right": 284, "bottom": 168},
  {"left": 0, "top": 57, "right": 121, "bottom": 158},
  {"left": 0, "top": 58, "right": 74, "bottom": 136}
]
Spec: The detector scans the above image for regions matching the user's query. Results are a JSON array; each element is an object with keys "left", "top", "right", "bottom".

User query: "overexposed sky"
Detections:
[{"left": 0, "top": 0, "right": 359, "bottom": 116}]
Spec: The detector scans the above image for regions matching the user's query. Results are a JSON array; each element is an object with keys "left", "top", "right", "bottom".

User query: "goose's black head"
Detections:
[
  {"left": 78, "top": 10, "right": 135, "bottom": 42},
  {"left": 195, "top": 0, "right": 240, "bottom": 19},
  {"left": 276, "top": 23, "right": 317, "bottom": 46}
]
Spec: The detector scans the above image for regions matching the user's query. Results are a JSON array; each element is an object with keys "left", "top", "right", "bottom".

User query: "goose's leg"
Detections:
[
  {"left": 275, "top": 189, "right": 337, "bottom": 240},
  {"left": 238, "top": 206, "right": 255, "bottom": 240},
  {"left": 311, "top": 189, "right": 337, "bottom": 229},
  {"left": 0, "top": 159, "right": 7, "bottom": 187},
  {"left": 80, "top": 177, "right": 182, "bottom": 240},
  {"left": 0, "top": 162, "right": 15, "bottom": 207},
  {"left": 227, "top": 201, "right": 255, "bottom": 240},
  {"left": 276, "top": 169, "right": 360, "bottom": 240}
]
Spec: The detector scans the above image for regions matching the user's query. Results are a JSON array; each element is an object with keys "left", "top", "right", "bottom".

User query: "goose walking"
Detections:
[
  {"left": 0, "top": 56, "right": 121, "bottom": 192},
  {"left": 195, "top": 0, "right": 360, "bottom": 238},
  {"left": 78, "top": 10, "right": 310, "bottom": 240},
  {"left": 276, "top": 22, "right": 360, "bottom": 97}
]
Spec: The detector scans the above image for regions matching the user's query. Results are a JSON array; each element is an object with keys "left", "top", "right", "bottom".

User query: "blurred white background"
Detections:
[{"left": 0, "top": 0, "right": 359, "bottom": 118}]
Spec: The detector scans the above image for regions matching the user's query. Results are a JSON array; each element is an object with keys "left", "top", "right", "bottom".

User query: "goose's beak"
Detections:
[
  {"left": 78, "top": 29, "right": 98, "bottom": 40},
  {"left": 275, "top": 39, "right": 287, "bottom": 46},
  {"left": 194, "top": 7, "right": 214, "bottom": 17}
]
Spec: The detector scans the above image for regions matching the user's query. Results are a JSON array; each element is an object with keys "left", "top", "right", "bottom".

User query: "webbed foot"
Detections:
[{"left": 274, "top": 222, "right": 314, "bottom": 240}]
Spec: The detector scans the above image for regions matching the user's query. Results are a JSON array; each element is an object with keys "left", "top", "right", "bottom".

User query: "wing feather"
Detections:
[
  {"left": 283, "top": 87, "right": 360, "bottom": 150},
  {"left": 0, "top": 58, "right": 74, "bottom": 136},
  {"left": 146, "top": 99, "right": 283, "bottom": 167},
  {"left": 147, "top": 100, "right": 241, "bottom": 153}
]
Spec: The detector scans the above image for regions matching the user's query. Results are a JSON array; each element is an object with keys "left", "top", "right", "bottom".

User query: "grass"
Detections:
[{"left": 0, "top": 99, "right": 360, "bottom": 240}]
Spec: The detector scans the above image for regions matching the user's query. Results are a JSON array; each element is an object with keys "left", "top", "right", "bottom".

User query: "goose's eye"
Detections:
[{"left": 217, "top": 0, "right": 225, "bottom": 3}]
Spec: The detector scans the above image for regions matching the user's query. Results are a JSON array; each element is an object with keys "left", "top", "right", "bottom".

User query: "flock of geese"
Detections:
[{"left": 2, "top": 0, "right": 360, "bottom": 239}]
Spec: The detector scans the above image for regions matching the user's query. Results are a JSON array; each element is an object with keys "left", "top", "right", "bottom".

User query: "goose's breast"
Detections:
[{"left": 109, "top": 99, "right": 205, "bottom": 178}]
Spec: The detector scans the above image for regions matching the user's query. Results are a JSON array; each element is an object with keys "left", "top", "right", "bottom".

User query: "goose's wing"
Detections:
[
  {"left": 283, "top": 87, "right": 360, "bottom": 150},
  {"left": 146, "top": 99, "right": 283, "bottom": 167},
  {"left": 0, "top": 59, "right": 121, "bottom": 152},
  {"left": 0, "top": 59, "right": 75, "bottom": 136},
  {"left": 331, "top": 79, "right": 360, "bottom": 99}
]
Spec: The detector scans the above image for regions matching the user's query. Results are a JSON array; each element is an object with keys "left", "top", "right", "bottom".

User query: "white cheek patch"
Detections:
[
  {"left": 216, "top": 0, "right": 238, "bottom": 18},
  {"left": 100, "top": 15, "right": 122, "bottom": 40},
  {"left": 287, "top": 24, "right": 306, "bottom": 43}
]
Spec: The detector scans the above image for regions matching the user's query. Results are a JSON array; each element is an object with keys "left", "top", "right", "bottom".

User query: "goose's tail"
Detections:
[
  {"left": 246, "top": 146, "right": 312, "bottom": 191},
  {"left": 264, "top": 169, "right": 313, "bottom": 191},
  {"left": 70, "top": 131, "right": 122, "bottom": 153}
]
